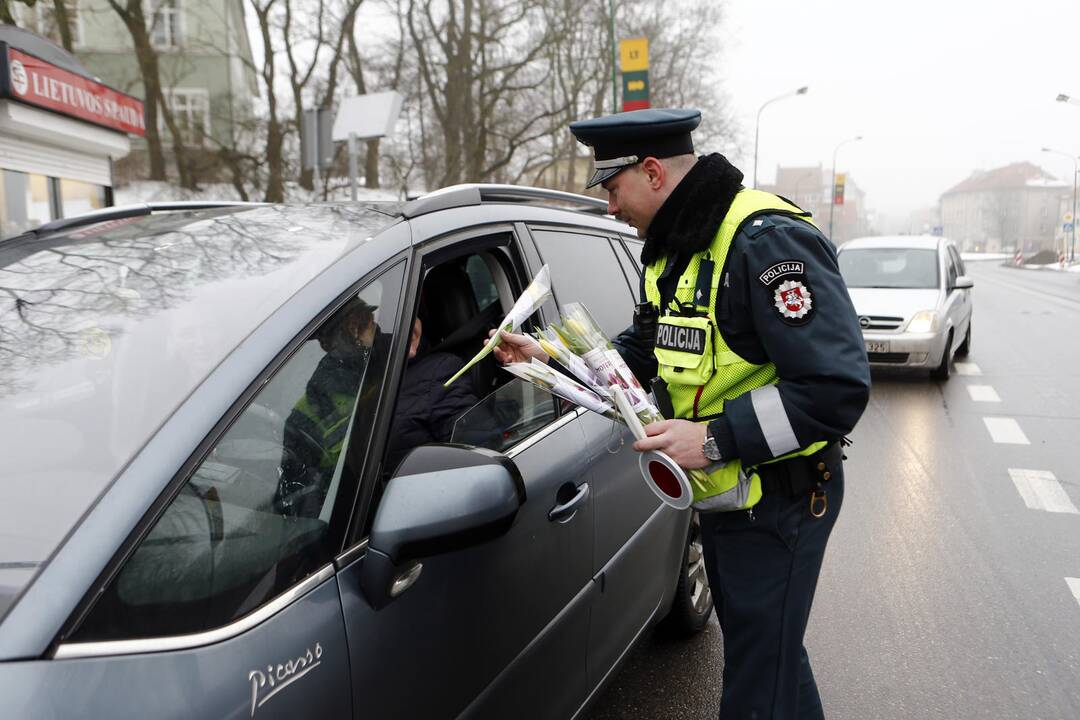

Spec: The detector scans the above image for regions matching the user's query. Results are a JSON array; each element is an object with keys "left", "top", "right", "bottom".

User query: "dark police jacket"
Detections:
[{"left": 614, "top": 153, "right": 871, "bottom": 467}]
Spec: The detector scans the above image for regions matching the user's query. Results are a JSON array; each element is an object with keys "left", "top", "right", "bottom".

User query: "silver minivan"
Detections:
[
  {"left": 838, "top": 235, "right": 974, "bottom": 380},
  {"left": 0, "top": 186, "right": 710, "bottom": 719}
]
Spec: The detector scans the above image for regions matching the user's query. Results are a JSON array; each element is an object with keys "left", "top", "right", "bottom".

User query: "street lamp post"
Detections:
[
  {"left": 752, "top": 86, "right": 808, "bottom": 189},
  {"left": 828, "top": 135, "right": 862, "bottom": 242},
  {"left": 792, "top": 169, "right": 816, "bottom": 209},
  {"left": 1041, "top": 147, "right": 1078, "bottom": 261}
]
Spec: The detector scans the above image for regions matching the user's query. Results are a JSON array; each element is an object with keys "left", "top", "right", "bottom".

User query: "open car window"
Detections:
[{"left": 451, "top": 377, "right": 561, "bottom": 454}]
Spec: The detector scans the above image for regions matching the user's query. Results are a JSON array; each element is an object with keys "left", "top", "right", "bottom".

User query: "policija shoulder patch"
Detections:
[{"left": 758, "top": 260, "right": 814, "bottom": 325}]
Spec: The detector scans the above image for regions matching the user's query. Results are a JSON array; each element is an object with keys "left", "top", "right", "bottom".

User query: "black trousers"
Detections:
[{"left": 699, "top": 467, "right": 844, "bottom": 720}]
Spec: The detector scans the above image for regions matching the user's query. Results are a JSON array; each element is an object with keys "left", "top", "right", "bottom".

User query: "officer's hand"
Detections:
[
  {"left": 633, "top": 419, "right": 709, "bottom": 470},
  {"left": 489, "top": 329, "right": 549, "bottom": 365}
]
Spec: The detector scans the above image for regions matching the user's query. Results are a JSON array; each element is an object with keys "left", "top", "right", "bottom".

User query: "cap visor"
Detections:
[{"left": 585, "top": 165, "right": 625, "bottom": 189}]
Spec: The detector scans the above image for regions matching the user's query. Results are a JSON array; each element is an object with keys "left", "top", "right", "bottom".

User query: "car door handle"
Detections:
[{"left": 549, "top": 482, "right": 590, "bottom": 522}]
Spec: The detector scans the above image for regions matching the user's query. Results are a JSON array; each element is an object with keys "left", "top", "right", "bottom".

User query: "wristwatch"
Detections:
[{"left": 702, "top": 431, "right": 723, "bottom": 462}]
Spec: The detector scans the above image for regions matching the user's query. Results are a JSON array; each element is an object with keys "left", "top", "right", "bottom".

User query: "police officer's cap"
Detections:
[{"left": 570, "top": 108, "right": 701, "bottom": 188}]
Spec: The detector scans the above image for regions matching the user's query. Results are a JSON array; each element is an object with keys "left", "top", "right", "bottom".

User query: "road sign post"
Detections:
[
  {"left": 619, "top": 38, "right": 650, "bottom": 111},
  {"left": 833, "top": 172, "right": 846, "bottom": 206},
  {"left": 332, "top": 91, "right": 404, "bottom": 198},
  {"left": 301, "top": 108, "right": 335, "bottom": 192}
]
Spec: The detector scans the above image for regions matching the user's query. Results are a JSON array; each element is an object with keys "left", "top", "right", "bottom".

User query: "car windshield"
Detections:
[
  {"left": 0, "top": 203, "right": 399, "bottom": 620},
  {"left": 838, "top": 248, "right": 940, "bottom": 289}
]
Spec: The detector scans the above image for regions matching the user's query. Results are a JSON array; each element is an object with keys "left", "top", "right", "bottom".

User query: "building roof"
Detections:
[
  {"left": 941, "top": 162, "right": 1065, "bottom": 196},
  {"left": 0, "top": 25, "right": 97, "bottom": 81}
]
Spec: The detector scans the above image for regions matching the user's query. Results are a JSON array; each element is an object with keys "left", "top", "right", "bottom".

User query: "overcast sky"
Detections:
[{"left": 717, "top": 0, "right": 1080, "bottom": 225}]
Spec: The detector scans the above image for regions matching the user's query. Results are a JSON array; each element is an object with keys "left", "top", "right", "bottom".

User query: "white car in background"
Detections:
[{"left": 837, "top": 235, "right": 973, "bottom": 380}]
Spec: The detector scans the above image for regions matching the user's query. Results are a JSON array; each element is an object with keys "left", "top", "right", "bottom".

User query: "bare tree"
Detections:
[
  {"left": 281, "top": 0, "right": 326, "bottom": 191},
  {"left": 49, "top": 0, "right": 74, "bottom": 51},
  {"left": 250, "top": 0, "right": 287, "bottom": 202},
  {"left": 1, "top": 0, "right": 76, "bottom": 55},
  {"left": 404, "top": 0, "right": 568, "bottom": 188},
  {"left": 105, "top": 0, "right": 198, "bottom": 189}
]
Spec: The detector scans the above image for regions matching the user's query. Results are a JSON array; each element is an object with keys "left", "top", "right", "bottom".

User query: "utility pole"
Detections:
[{"left": 609, "top": 0, "right": 617, "bottom": 114}]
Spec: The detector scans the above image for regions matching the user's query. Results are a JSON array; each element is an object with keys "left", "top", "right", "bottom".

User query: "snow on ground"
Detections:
[{"left": 961, "top": 252, "right": 1012, "bottom": 262}]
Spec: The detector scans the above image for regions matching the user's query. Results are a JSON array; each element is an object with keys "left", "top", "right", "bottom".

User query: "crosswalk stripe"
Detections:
[
  {"left": 983, "top": 417, "right": 1029, "bottom": 445},
  {"left": 1008, "top": 469, "right": 1079, "bottom": 514},
  {"left": 967, "top": 385, "right": 1001, "bottom": 402},
  {"left": 1067, "top": 578, "right": 1080, "bottom": 609},
  {"left": 955, "top": 362, "right": 982, "bottom": 376}
]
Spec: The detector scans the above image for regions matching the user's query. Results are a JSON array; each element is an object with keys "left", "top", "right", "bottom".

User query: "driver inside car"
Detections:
[{"left": 383, "top": 315, "right": 490, "bottom": 473}]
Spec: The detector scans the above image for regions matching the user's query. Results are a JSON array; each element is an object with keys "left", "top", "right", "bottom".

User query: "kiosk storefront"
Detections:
[{"left": 0, "top": 26, "right": 144, "bottom": 237}]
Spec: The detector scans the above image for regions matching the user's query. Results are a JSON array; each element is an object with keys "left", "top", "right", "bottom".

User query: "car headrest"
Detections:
[{"left": 421, "top": 263, "right": 479, "bottom": 348}]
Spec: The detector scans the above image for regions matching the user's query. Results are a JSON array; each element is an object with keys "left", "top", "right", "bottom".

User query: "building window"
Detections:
[
  {"left": 163, "top": 89, "right": 211, "bottom": 145},
  {"left": 60, "top": 178, "right": 107, "bottom": 218},
  {"left": 0, "top": 170, "right": 53, "bottom": 238},
  {"left": 14, "top": 1, "right": 82, "bottom": 47},
  {"left": 148, "top": 0, "right": 182, "bottom": 49}
]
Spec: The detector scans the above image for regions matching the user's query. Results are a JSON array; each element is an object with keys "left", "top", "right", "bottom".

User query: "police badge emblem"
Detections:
[
  {"left": 774, "top": 279, "right": 811, "bottom": 317},
  {"left": 759, "top": 260, "right": 814, "bottom": 325}
]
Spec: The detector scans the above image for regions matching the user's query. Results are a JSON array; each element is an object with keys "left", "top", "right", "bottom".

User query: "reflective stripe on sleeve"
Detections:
[{"left": 750, "top": 385, "right": 800, "bottom": 457}]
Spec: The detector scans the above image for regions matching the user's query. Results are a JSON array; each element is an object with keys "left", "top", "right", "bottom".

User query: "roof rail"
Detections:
[
  {"left": 401, "top": 183, "right": 609, "bottom": 219},
  {"left": 29, "top": 201, "right": 261, "bottom": 237}
]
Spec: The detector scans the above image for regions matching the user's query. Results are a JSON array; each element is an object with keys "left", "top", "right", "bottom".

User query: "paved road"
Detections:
[{"left": 584, "top": 261, "right": 1080, "bottom": 719}]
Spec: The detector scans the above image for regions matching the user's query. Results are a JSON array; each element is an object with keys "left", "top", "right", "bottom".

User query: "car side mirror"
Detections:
[
  {"left": 954, "top": 276, "right": 974, "bottom": 290},
  {"left": 360, "top": 445, "right": 525, "bottom": 609}
]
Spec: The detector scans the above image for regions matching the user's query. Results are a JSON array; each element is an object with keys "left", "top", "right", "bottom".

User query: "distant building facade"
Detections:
[
  {"left": 939, "top": 162, "right": 1067, "bottom": 253},
  {"left": 762, "top": 164, "right": 871, "bottom": 244}
]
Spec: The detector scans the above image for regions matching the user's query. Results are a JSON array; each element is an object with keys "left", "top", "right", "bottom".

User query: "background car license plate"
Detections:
[{"left": 865, "top": 340, "right": 890, "bottom": 353}]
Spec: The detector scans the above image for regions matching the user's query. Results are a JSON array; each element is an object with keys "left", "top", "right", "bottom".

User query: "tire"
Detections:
[
  {"left": 931, "top": 331, "right": 953, "bottom": 380},
  {"left": 661, "top": 511, "right": 714, "bottom": 636},
  {"left": 956, "top": 320, "right": 971, "bottom": 358}
]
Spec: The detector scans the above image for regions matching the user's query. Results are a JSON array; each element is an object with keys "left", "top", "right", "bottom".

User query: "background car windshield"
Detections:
[
  {"left": 839, "top": 248, "right": 940, "bottom": 289},
  {"left": 0, "top": 204, "right": 397, "bottom": 621}
]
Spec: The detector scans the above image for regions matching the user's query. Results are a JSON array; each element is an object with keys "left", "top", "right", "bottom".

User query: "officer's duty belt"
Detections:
[{"left": 758, "top": 441, "right": 843, "bottom": 498}]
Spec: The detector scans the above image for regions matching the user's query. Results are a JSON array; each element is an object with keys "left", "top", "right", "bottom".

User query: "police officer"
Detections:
[{"left": 494, "top": 108, "right": 870, "bottom": 719}]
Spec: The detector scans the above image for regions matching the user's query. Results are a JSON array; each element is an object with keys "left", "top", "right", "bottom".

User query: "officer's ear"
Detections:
[{"left": 640, "top": 157, "right": 665, "bottom": 191}]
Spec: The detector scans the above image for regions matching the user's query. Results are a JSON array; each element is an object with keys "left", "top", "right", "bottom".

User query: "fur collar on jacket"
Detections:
[{"left": 641, "top": 153, "right": 745, "bottom": 267}]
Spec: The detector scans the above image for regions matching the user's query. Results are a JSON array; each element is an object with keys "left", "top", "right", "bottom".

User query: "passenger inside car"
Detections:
[{"left": 276, "top": 296, "right": 382, "bottom": 517}]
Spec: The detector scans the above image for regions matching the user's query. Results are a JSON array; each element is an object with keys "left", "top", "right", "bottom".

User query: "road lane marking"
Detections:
[
  {"left": 983, "top": 417, "right": 1029, "bottom": 444},
  {"left": 1008, "top": 469, "right": 1079, "bottom": 514},
  {"left": 955, "top": 362, "right": 982, "bottom": 376},
  {"left": 1067, "top": 578, "right": 1080, "bottom": 609},
  {"left": 967, "top": 385, "right": 1001, "bottom": 402}
]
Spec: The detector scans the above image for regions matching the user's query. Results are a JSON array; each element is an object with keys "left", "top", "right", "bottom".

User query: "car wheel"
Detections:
[
  {"left": 661, "top": 511, "right": 713, "bottom": 636},
  {"left": 956, "top": 320, "right": 971, "bottom": 357},
  {"left": 930, "top": 330, "right": 953, "bottom": 380}
]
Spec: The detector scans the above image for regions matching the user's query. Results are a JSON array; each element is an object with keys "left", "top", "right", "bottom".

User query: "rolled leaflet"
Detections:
[{"left": 444, "top": 265, "right": 552, "bottom": 387}]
